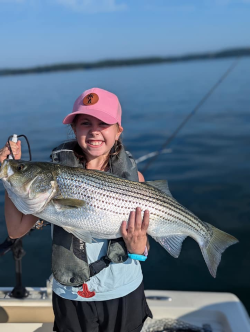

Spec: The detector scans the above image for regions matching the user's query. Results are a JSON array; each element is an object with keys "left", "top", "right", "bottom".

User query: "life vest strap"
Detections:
[{"left": 89, "top": 256, "right": 111, "bottom": 277}]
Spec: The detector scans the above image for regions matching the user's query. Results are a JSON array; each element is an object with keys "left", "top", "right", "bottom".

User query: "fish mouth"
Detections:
[
  {"left": 0, "top": 160, "right": 11, "bottom": 180},
  {"left": 2, "top": 173, "right": 39, "bottom": 200}
]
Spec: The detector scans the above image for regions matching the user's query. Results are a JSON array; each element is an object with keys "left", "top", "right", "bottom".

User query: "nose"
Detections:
[{"left": 88, "top": 124, "right": 101, "bottom": 135}]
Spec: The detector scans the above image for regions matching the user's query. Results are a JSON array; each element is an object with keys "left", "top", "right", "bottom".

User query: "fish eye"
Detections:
[{"left": 17, "top": 164, "right": 25, "bottom": 171}]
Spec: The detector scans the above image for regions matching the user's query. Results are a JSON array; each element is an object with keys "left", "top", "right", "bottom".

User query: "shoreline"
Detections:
[{"left": 0, "top": 47, "right": 250, "bottom": 77}]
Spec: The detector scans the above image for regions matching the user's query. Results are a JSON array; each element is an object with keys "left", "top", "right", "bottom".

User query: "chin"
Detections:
[{"left": 87, "top": 149, "right": 109, "bottom": 157}]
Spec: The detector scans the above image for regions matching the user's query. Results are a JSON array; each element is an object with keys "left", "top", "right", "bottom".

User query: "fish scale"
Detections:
[
  {"left": 0, "top": 160, "right": 238, "bottom": 277},
  {"left": 53, "top": 171, "right": 215, "bottom": 246},
  {"left": 56, "top": 168, "right": 209, "bottom": 239}
]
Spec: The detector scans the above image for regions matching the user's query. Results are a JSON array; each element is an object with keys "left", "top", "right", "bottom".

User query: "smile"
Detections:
[{"left": 87, "top": 140, "right": 104, "bottom": 147}]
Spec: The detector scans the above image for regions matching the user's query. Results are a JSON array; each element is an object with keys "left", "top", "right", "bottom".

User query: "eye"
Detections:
[
  {"left": 17, "top": 164, "right": 25, "bottom": 171},
  {"left": 81, "top": 121, "right": 91, "bottom": 126}
]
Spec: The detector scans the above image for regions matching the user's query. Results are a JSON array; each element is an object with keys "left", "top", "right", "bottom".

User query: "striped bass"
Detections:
[{"left": 0, "top": 159, "right": 238, "bottom": 277}]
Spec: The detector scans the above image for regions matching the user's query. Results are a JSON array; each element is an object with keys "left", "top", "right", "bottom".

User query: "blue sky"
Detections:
[{"left": 0, "top": 0, "right": 249, "bottom": 68}]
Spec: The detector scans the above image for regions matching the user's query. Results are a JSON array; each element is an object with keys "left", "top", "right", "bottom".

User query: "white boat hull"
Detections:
[{"left": 0, "top": 287, "right": 249, "bottom": 331}]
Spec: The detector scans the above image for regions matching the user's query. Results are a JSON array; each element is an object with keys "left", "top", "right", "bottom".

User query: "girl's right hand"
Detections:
[{"left": 0, "top": 141, "right": 21, "bottom": 164}]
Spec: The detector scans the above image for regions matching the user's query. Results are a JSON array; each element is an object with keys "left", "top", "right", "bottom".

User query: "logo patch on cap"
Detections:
[{"left": 83, "top": 93, "right": 99, "bottom": 106}]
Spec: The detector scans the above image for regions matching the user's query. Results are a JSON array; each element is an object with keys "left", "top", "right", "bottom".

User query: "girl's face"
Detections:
[{"left": 72, "top": 114, "right": 123, "bottom": 160}]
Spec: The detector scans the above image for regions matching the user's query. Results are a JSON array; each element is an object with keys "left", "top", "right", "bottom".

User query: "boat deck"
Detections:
[{"left": 0, "top": 287, "right": 249, "bottom": 331}]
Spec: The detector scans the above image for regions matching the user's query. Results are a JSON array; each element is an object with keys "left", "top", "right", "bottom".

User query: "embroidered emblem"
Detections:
[
  {"left": 77, "top": 283, "right": 96, "bottom": 298},
  {"left": 83, "top": 93, "right": 99, "bottom": 106}
]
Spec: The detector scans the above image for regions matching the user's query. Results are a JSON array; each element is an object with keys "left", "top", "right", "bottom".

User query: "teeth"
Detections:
[{"left": 89, "top": 141, "right": 103, "bottom": 146}]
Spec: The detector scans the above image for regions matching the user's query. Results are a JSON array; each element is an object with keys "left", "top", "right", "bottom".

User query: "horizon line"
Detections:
[{"left": 1, "top": 46, "right": 250, "bottom": 77}]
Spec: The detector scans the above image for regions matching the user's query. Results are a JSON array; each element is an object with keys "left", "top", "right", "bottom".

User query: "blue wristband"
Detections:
[{"left": 128, "top": 253, "right": 147, "bottom": 261}]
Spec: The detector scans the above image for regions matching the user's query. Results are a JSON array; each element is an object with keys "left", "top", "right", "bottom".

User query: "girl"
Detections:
[{"left": 0, "top": 87, "right": 152, "bottom": 332}]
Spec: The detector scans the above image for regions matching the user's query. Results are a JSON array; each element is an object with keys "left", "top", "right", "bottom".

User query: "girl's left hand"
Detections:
[{"left": 121, "top": 207, "right": 149, "bottom": 255}]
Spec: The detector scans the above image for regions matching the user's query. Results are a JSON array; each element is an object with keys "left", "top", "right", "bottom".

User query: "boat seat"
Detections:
[{"left": 0, "top": 305, "right": 54, "bottom": 323}]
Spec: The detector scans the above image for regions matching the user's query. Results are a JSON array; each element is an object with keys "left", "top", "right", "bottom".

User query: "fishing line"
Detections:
[{"left": 141, "top": 58, "right": 240, "bottom": 172}]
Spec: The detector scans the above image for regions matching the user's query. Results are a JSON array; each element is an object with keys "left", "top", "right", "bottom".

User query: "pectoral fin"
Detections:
[
  {"left": 52, "top": 198, "right": 86, "bottom": 209},
  {"left": 153, "top": 234, "right": 187, "bottom": 258}
]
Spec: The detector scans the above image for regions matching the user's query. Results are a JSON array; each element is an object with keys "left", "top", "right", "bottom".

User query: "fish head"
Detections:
[{"left": 0, "top": 160, "right": 58, "bottom": 214}]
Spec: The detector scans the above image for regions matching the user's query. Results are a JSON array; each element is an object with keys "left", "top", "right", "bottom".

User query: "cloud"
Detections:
[{"left": 55, "top": 0, "right": 127, "bottom": 13}]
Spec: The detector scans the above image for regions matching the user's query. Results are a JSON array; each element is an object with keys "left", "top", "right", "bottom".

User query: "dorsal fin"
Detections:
[{"left": 145, "top": 180, "right": 172, "bottom": 197}]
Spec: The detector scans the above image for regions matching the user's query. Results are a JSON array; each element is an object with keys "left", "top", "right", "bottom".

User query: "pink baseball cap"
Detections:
[{"left": 63, "top": 88, "right": 122, "bottom": 125}]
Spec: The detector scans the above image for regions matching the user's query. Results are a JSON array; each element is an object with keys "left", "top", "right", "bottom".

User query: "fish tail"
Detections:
[{"left": 201, "top": 223, "right": 238, "bottom": 278}]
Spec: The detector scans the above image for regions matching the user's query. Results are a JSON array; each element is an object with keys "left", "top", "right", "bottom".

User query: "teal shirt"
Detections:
[{"left": 52, "top": 236, "right": 143, "bottom": 301}]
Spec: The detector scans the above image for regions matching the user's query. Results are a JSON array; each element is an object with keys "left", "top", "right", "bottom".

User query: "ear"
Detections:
[{"left": 116, "top": 125, "right": 123, "bottom": 140}]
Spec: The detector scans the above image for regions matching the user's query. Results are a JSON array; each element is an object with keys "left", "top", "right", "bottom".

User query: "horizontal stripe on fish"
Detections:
[
  {"left": 0, "top": 160, "right": 238, "bottom": 277},
  {"left": 56, "top": 172, "right": 207, "bottom": 235}
]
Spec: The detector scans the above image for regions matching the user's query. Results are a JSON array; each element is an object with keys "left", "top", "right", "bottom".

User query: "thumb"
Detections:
[{"left": 17, "top": 140, "right": 21, "bottom": 148}]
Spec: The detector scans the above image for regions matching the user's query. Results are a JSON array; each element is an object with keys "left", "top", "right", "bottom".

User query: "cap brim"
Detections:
[{"left": 63, "top": 109, "right": 118, "bottom": 125}]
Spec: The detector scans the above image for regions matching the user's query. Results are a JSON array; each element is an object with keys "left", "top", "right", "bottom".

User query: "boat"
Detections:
[
  {"left": 0, "top": 234, "right": 250, "bottom": 332},
  {"left": 1, "top": 285, "right": 250, "bottom": 332}
]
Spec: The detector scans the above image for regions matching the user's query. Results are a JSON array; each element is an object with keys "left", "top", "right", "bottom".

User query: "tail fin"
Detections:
[{"left": 201, "top": 224, "right": 238, "bottom": 278}]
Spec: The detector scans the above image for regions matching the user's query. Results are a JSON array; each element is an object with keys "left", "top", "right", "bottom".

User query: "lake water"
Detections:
[{"left": 0, "top": 57, "right": 250, "bottom": 312}]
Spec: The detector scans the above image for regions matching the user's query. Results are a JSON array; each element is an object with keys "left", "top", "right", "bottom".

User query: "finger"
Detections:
[
  {"left": 127, "top": 211, "right": 135, "bottom": 234},
  {"left": 141, "top": 210, "right": 150, "bottom": 232},
  {"left": 2, "top": 146, "right": 10, "bottom": 155},
  {"left": 9, "top": 147, "right": 18, "bottom": 156},
  {"left": 134, "top": 207, "right": 142, "bottom": 231},
  {"left": 0, "top": 146, "right": 10, "bottom": 163},
  {"left": 15, "top": 141, "right": 21, "bottom": 158},
  {"left": 9, "top": 141, "right": 17, "bottom": 148},
  {"left": 120, "top": 220, "right": 127, "bottom": 237},
  {"left": 3, "top": 146, "right": 10, "bottom": 153},
  {"left": 9, "top": 142, "right": 21, "bottom": 156}
]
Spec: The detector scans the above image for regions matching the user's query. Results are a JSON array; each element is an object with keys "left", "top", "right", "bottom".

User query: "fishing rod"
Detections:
[{"left": 141, "top": 58, "right": 240, "bottom": 171}]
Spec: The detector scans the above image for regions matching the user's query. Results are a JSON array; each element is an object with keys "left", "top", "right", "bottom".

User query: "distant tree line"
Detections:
[{"left": 0, "top": 47, "right": 249, "bottom": 77}]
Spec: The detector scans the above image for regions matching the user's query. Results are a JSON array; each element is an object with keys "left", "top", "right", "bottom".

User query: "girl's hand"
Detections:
[
  {"left": 121, "top": 207, "right": 149, "bottom": 255},
  {"left": 0, "top": 141, "right": 21, "bottom": 164}
]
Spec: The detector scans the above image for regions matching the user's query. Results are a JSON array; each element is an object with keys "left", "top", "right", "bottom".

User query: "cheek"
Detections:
[
  {"left": 104, "top": 126, "right": 121, "bottom": 140},
  {"left": 75, "top": 126, "right": 87, "bottom": 137},
  {"left": 108, "top": 131, "right": 119, "bottom": 142}
]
